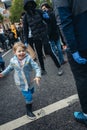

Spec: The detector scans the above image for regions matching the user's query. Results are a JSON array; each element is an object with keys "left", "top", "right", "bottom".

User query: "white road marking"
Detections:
[
  {"left": 0, "top": 94, "right": 78, "bottom": 130},
  {"left": 2, "top": 49, "right": 12, "bottom": 57}
]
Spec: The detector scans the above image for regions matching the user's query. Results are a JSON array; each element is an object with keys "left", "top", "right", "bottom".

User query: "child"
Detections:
[
  {"left": 0, "top": 48, "right": 5, "bottom": 72},
  {"left": 0, "top": 42, "right": 41, "bottom": 120}
]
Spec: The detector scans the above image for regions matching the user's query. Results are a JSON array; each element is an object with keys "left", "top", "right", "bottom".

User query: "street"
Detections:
[{"left": 0, "top": 50, "right": 87, "bottom": 130}]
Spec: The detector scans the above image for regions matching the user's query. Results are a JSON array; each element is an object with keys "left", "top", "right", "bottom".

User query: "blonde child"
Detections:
[{"left": 0, "top": 42, "right": 41, "bottom": 120}]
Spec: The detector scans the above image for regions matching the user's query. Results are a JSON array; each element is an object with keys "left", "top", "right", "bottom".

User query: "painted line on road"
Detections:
[
  {"left": 0, "top": 94, "right": 78, "bottom": 130},
  {"left": 2, "top": 49, "right": 12, "bottom": 57}
]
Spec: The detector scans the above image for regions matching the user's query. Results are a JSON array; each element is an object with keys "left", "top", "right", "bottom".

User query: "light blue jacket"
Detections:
[{"left": 2, "top": 54, "right": 41, "bottom": 91}]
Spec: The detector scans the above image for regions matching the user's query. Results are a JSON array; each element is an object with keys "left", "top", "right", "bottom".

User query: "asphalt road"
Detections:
[{"left": 0, "top": 50, "right": 87, "bottom": 130}]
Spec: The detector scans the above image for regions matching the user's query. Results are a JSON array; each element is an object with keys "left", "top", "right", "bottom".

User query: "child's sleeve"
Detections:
[
  {"left": 29, "top": 57, "right": 41, "bottom": 78},
  {"left": 1, "top": 59, "right": 14, "bottom": 76}
]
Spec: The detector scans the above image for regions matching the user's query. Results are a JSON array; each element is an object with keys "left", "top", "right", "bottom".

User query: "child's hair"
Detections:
[{"left": 13, "top": 42, "right": 27, "bottom": 53}]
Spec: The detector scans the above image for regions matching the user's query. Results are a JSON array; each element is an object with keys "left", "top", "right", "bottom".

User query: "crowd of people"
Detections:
[
  {"left": 1, "top": 0, "right": 86, "bottom": 127},
  {"left": 0, "top": 22, "right": 24, "bottom": 72},
  {"left": 0, "top": 0, "right": 68, "bottom": 120}
]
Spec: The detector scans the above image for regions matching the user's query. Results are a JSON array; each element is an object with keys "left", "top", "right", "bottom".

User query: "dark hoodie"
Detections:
[
  {"left": 23, "top": 0, "right": 47, "bottom": 42},
  {"left": 23, "top": 0, "right": 37, "bottom": 11}
]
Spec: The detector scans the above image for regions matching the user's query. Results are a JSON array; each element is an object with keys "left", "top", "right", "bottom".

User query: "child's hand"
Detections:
[
  {"left": 0, "top": 73, "right": 3, "bottom": 78},
  {"left": 33, "top": 77, "right": 41, "bottom": 86}
]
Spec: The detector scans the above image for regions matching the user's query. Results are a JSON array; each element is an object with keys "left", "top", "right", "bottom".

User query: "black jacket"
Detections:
[
  {"left": 45, "top": 9, "right": 60, "bottom": 41},
  {"left": 23, "top": 0, "right": 47, "bottom": 42}
]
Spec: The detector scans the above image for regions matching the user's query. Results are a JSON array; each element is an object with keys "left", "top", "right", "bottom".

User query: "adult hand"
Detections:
[{"left": 72, "top": 51, "right": 87, "bottom": 64}]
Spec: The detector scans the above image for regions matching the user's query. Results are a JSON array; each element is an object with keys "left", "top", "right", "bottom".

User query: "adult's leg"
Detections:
[
  {"left": 48, "top": 41, "right": 61, "bottom": 68},
  {"left": 56, "top": 39, "right": 65, "bottom": 64},
  {"left": 28, "top": 37, "right": 34, "bottom": 50},
  {"left": 67, "top": 50, "right": 87, "bottom": 113},
  {"left": 34, "top": 39, "right": 45, "bottom": 71}
]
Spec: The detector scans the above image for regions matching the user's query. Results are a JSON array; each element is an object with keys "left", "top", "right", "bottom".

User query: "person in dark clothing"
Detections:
[
  {"left": 0, "top": 33, "right": 6, "bottom": 50},
  {"left": 23, "top": 0, "right": 63, "bottom": 76},
  {"left": 41, "top": 2, "right": 67, "bottom": 65},
  {"left": 0, "top": 49, "right": 5, "bottom": 72},
  {"left": 8, "top": 29, "right": 15, "bottom": 47},
  {"left": 52, "top": 0, "right": 87, "bottom": 126}
]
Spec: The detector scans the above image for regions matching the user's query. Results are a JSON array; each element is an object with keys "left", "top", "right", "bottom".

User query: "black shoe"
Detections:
[
  {"left": 27, "top": 111, "right": 36, "bottom": 120},
  {"left": 26, "top": 104, "right": 36, "bottom": 120},
  {"left": 41, "top": 70, "right": 47, "bottom": 75}
]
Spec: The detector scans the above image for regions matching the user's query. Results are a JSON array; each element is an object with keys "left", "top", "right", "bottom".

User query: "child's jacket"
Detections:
[{"left": 1, "top": 54, "right": 41, "bottom": 91}]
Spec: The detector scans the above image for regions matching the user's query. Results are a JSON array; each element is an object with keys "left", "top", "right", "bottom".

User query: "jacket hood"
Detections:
[{"left": 24, "top": 0, "right": 37, "bottom": 10}]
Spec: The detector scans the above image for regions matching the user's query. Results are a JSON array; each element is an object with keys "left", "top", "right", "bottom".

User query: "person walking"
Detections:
[
  {"left": 52, "top": 0, "right": 87, "bottom": 126},
  {"left": 0, "top": 42, "right": 41, "bottom": 120},
  {"left": 23, "top": 0, "right": 63, "bottom": 76},
  {"left": 41, "top": 2, "right": 67, "bottom": 65}
]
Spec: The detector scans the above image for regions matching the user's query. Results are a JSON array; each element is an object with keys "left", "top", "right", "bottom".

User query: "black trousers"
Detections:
[
  {"left": 28, "top": 38, "right": 45, "bottom": 70},
  {"left": 67, "top": 50, "right": 87, "bottom": 113},
  {"left": 28, "top": 37, "right": 60, "bottom": 70}
]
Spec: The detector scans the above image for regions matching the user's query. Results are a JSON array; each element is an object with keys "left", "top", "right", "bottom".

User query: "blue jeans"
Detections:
[
  {"left": 49, "top": 39, "right": 64, "bottom": 64},
  {"left": 21, "top": 87, "right": 34, "bottom": 104}
]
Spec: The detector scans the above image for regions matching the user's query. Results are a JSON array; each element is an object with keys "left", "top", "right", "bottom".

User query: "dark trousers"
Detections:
[
  {"left": 28, "top": 37, "right": 60, "bottom": 70},
  {"left": 28, "top": 38, "right": 45, "bottom": 70},
  {"left": 67, "top": 50, "right": 87, "bottom": 113}
]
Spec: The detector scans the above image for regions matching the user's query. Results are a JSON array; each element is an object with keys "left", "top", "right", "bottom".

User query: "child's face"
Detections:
[{"left": 14, "top": 46, "right": 26, "bottom": 60}]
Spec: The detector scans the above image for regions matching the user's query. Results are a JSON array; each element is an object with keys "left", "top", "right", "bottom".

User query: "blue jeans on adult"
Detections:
[{"left": 49, "top": 39, "right": 65, "bottom": 64}]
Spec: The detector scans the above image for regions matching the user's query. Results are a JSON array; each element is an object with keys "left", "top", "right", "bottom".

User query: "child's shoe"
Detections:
[
  {"left": 74, "top": 111, "right": 87, "bottom": 126},
  {"left": 26, "top": 104, "right": 36, "bottom": 120}
]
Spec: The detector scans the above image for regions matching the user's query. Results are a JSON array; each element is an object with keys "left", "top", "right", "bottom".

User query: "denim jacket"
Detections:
[{"left": 2, "top": 54, "right": 41, "bottom": 91}]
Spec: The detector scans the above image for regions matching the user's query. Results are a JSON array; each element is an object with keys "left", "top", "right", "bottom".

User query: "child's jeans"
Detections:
[{"left": 21, "top": 87, "right": 34, "bottom": 104}]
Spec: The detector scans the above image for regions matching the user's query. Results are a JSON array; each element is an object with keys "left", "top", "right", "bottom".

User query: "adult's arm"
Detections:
[{"left": 52, "top": 0, "right": 77, "bottom": 53}]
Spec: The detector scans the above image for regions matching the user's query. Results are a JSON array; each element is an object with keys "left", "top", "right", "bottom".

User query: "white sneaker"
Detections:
[{"left": 58, "top": 67, "right": 63, "bottom": 76}]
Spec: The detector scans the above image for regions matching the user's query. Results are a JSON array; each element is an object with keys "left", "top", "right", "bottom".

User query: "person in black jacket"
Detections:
[
  {"left": 23, "top": 0, "right": 63, "bottom": 76},
  {"left": 41, "top": 2, "right": 67, "bottom": 65}
]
